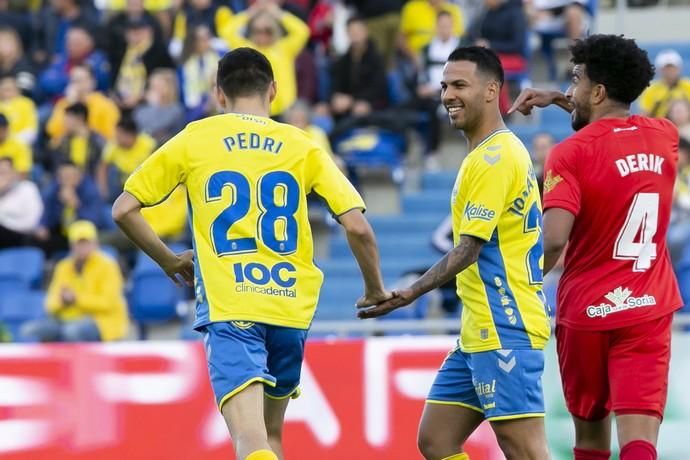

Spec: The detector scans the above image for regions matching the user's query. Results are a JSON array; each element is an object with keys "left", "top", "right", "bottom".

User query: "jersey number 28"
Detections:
[
  {"left": 613, "top": 192, "right": 659, "bottom": 272},
  {"left": 206, "top": 171, "right": 299, "bottom": 256}
]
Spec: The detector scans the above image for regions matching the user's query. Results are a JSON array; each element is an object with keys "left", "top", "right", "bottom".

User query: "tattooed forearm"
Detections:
[{"left": 409, "top": 235, "right": 485, "bottom": 298}]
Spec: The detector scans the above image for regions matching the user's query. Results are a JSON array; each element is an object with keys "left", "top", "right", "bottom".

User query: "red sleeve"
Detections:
[{"left": 543, "top": 140, "right": 581, "bottom": 216}]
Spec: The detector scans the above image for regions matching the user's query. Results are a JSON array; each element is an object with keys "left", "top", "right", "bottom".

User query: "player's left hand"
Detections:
[
  {"left": 356, "top": 288, "right": 416, "bottom": 319},
  {"left": 355, "top": 290, "right": 394, "bottom": 310},
  {"left": 162, "top": 250, "right": 195, "bottom": 288}
]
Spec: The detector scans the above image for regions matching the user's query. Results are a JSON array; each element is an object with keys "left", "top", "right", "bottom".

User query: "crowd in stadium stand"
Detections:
[{"left": 0, "top": 0, "right": 687, "bottom": 342}]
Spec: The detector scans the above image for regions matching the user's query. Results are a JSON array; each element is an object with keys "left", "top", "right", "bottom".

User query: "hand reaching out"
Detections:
[{"left": 357, "top": 287, "right": 417, "bottom": 319}]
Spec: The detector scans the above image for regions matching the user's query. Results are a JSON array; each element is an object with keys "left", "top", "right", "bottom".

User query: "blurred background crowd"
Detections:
[{"left": 0, "top": 0, "right": 688, "bottom": 343}]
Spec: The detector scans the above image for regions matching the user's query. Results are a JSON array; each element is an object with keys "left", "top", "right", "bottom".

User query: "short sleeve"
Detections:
[
  {"left": 307, "top": 147, "right": 365, "bottom": 217},
  {"left": 455, "top": 153, "right": 514, "bottom": 241},
  {"left": 124, "top": 128, "right": 188, "bottom": 207},
  {"left": 542, "top": 141, "right": 581, "bottom": 216}
]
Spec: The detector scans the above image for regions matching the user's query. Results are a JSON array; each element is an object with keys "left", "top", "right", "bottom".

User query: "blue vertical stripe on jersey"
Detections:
[
  {"left": 188, "top": 193, "right": 210, "bottom": 329},
  {"left": 477, "top": 230, "right": 531, "bottom": 349}
]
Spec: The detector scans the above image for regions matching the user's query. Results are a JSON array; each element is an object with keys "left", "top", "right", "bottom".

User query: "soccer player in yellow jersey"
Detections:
[
  {"left": 358, "top": 47, "right": 551, "bottom": 460},
  {"left": 112, "top": 48, "right": 390, "bottom": 460}
]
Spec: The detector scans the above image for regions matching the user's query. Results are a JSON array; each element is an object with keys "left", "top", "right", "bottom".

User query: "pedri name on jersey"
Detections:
[{"left": 223, "top": 132, "right": 284, "bottom": 154}]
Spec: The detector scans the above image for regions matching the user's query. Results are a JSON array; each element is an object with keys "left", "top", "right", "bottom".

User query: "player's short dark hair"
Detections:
[
  {"left": 217, "top": 48, "right": 274, "bottom": 100},
  {"left": 65, "top": 102, "right": 89, "bottom": 121},
  {"left": 447, "top": 46, "right": 504, "bottom": 87},
  {"left": 117, "top": 117, "right": 138, "bottom": 134},
  {"left": 437, "top": 10, "right": 453, "bottom": 19},
  {"left": 570, "top": 34, "right": 655, "bottom": 105}
]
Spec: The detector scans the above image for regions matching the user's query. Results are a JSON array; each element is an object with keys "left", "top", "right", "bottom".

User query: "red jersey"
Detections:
[{"left": 543, "top": 115, "right": 683, "bottom": 330}]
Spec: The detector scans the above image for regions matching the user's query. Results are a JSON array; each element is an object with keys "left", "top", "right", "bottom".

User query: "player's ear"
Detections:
[
  {"left": 591, "top": 83, "right": 607, "bottom": 105},
  {"left": 268, "top": 80, "right": 277, "bottom": 104},
  {"left": 215, "top": 85, "right": 227, "bottom": 110},
  {"left": 485, "top": 80, "right": 499, "bottom": 103}
]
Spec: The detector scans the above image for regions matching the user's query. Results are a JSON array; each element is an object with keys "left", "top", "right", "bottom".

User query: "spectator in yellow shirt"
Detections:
[
  {"left": 0, "top": 75, "right": 38, "bottom": 145},
  {"left": 46, "top": 64, "right": 121, "bottom": 146},
  {"left": 0, "top": 114, "right": 32, "bottom": 177},
  {"left": 400, "top": 0, "right": 464, "bottom": 58},
  {"left": 48, "top": 103, "right": 105, "bottom": 176},
  {"left": 97, "top": 117, "right": 156, "bottom": 202},
  {"left": 639, "top": 50, "right": 690, "bottom": 118},
  {"left": 21, "top": 220, "right": 129, "bottom": 342},
  {"left": 220, "top": 1, "right": 309, "bottom": 117}
]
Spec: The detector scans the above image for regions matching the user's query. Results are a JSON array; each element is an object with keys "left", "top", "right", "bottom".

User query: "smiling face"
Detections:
[
  {"left": 565, "top": 64, "right": 594, "bottom": 131},
  {"left": 441, "top": 60, "right": 495, "bottom": 131}
]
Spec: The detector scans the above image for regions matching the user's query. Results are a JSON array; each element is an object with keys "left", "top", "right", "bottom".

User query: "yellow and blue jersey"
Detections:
[
  {"left": 452, "top": 129, "right": 550, "bottom": 353},
  {"left": 124, "top": 113, "right": 365, "bottom": 330}
]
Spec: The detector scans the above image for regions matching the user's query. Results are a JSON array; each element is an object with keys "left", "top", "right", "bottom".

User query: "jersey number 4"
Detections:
[
  {"left": 613, "top": 192, "right": 659, "bottom": 272},
  {"left": 206, "top": 171, "right": 299, "bottom": 256}
]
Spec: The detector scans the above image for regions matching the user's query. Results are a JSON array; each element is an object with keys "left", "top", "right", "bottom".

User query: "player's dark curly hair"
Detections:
[
  {"left": 570, "top": 35, "right": 655, "bottom": 105},
  {"left": 217, "top": 47, "right": 274, "bottom": 100}
]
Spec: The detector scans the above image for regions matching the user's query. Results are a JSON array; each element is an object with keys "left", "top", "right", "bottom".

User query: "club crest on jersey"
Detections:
[
  {"left": 586, "top": 286, "right": 657, "bottom": 318},
  {"left": 464, "top": 202, "right": 496, "bottom": 221},
  {"left": 543, "top": 170, "right": 563, "bottom": 194}
]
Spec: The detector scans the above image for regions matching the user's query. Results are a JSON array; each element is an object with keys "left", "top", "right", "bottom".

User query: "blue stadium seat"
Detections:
[
  {"left": 0, "top": 290, "right": 46, "bottom": 342},
  {"left": 402, "top": 191, "right": 451, "bottom": 215},
  {"left": 335, "top": 128, "right": 407, "bottom": 183},
  {"left": 129, "top": 272, "right": 183, "bottom": 339},
  {"left": 368, "top": 215, "right": 443, "bottom": 235},
  {"left": 420, "top": 171, "right": 458, "bottom": 192},
  {"left": 0, "top": 247, "right": 45, "bottom": 290}
]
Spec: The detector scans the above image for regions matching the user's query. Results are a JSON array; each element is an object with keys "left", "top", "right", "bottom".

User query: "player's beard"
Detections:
[{"left": 571, "top": 104, "right": 590, "bottom": 131}]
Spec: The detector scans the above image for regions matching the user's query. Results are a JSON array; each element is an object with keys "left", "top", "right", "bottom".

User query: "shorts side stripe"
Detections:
[
  {"left": 218, "top": 377, "right": 277, "bottom": 411},
  {"left": 486, "top": 412, "right": 545, "bottom": 421},
  {"left": 426, "top": 399, "right": 484, "bottom": 414}
]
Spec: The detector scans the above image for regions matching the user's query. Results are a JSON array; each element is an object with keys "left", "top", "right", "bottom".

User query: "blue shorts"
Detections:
[
  {"left": 426, "top": 344, "right": 545, "bottom": 421},
  {"left": 200, "top": 321, "right": 308, "bottom": 411}
]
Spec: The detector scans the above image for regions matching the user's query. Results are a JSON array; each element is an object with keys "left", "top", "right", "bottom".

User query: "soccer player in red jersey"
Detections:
[{"left": 509, "top": 34, "right": 683, "bottom": 460}]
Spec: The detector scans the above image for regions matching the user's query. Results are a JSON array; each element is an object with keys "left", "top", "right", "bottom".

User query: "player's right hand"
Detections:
[
  {"left": 162, "top": 250, "right": 195, "bottom": 288},
  {"left": 508, "top": 88, "right": 558, "bottom": 116}
]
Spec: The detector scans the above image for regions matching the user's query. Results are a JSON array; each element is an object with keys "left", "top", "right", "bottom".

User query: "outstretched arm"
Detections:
[
  {"left": 357, "top": 234, "right": 484, "bottom": 318},
  {"left": 339, "top": 209, "right": 392, "bottom": 307},
  {"left": 508, "top": 88, "right": 574, "bottom": 116}
]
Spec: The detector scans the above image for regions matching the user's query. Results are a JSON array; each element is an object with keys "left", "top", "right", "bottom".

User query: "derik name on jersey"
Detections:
[{"left": 615, "top": 153, "right": 664, "bottom": 177}]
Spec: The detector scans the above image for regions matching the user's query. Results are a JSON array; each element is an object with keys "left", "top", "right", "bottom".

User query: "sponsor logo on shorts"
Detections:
[
  {"left": 586, "top": 286, "right": 657, "bottom": 319},
  {"left": 464, "top": 202, "right": 496, "bottom": 221},
  {"left": 473, "top": 378, "right": 496, "bottom": 397},
  {"left": 231, "top": 321, "right": 255, "bottom": 329}
]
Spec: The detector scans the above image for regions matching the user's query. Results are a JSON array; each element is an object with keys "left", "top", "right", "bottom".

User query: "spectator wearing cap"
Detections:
[
  {"left": 220, "top": 1, "right": 310, "bottom": 117},
  {"left": 97, "top": 117, "right": 156, "bottom": 202},
  {"left": 0, "top": 74, "right": 38, "bottom": 146},
  {"left": 640, "top": 50, "right": 690, "bottom": 119},
  {"left": 47, "top": 102, "right": 104, "bottom": 176},
  {"left": 0, "top": 114, "right": 32, "bottom": 177},
  {"left": 37, "top": 25, "right": 110, "bottom": 101},
  {"left": 113, "top": 16, "right": 175, "bottom": 110},
  {"left": 21, "top": 220, "right": 129, "bottom": 343},
  {"left": 46, "top": 64, "right": 121, "bottom": 145},
  {"left": 169, "top": 0, "right": 232, "bottom": 61},
  {"left": 0, "top": 157, "right": 43, "bottom": 249},
  {"left": 400, "top": 0, "right": 464, "bottom": 60},
  {"left": 36, "top": 160, "right": 104, "bottom": 257},
  {"left": 32, "top": 0, "right": 100, "bottom": 66}
]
